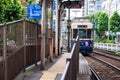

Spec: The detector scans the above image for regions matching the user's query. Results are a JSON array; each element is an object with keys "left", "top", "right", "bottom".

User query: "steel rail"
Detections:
[
  {"left": 89, "top": 65, "right": 102, "bottom": 80},
  {"left": 90, "top": 55, "right": 120, "bottom": 73},
  {"left": 93, "top": 50, "right": 120, "bottom": 61}
]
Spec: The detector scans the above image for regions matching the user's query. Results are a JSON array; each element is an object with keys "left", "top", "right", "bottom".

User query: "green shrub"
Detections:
[
  {"left": 105, "top": 39, "right": 114, "bottom": 43},
  {"left": 116, "top": 52, "right": 120, "bottom": 55},
  {"left": 94, "top": 38, "right": 114, "bottom": 43},
  {"left": 94, "top": 39, "right": 100, "bottom": 42}
]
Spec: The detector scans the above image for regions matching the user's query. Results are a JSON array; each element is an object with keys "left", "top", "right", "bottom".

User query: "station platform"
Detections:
[
  {"left": 40, "top": 52, "right": 70, "bottom": 80},
  {"left": 15, "top": 51, "right": 91, "bottom": 80},
  {"left": 39, "top": 52, "right": 91, "bottom": 80}
]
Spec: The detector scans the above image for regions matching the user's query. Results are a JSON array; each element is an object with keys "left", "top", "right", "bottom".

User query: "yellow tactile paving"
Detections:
[{"left": 40, "top": 53, "right": 70, "bottom": 80}]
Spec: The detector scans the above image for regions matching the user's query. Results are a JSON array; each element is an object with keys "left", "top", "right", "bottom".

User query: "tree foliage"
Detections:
[
  {"left": 110, "top": 11, "right": 120, "bottom": 32},
  {"left": 0, "top": 0, "right": 23, "bottom": 23},
  {"left": 86, "top": 14, "right": 94, "bottom": 23},
  {"left": 97, "top": 12, "right": 108, "bottom": 32},
  {"left": 26, "top": 0, "right": 35, "bottom": 4}
]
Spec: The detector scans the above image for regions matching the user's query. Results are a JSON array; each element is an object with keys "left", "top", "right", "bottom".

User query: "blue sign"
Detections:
[
  {"left": 53, "top": 0, "right": 56, "bottom": 10},
  {"left": 53, "top": 20, "right": 56, "bottom": 31},
  {"left": 93, "top": 22, "right": 98, "bottom": 28},
  {"left": 27, "top": 5, "right": 42, "bottom": 19}
]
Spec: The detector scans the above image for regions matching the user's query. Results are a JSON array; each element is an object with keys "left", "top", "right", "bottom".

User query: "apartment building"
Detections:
[
  {"left": 102, "top": 0, "right": 120, "bottom": 16},
  {"left": 83, "top": 0, "right": 104, "bottom": 16}
]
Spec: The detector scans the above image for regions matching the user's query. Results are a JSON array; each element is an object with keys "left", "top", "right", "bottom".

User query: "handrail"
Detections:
[
  {"left": 61, "top": 35, "right": 79, "bottom": 80},
  {"left": 61, "top": 61, "right": 70, "bottom": 80}
]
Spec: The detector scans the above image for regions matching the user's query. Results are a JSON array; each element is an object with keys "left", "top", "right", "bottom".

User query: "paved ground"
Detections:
[
  {"left": 40, "top": 53, "right": 69, "bottom": 80},
  {"left": 14, "top": 51, "right": 69, "bottom": 80}
]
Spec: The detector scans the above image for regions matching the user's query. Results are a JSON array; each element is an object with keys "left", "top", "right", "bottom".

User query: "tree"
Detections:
[
  {"left": 110, "top": 11, "right": 120, "bottom": 33},
  {"left": 97, "top": 12, "right": 108, "bottom": 38},
  {"left": 94, "top": 11, "right": 103, "bottom": 23},
  {"left": 110, "top": 11, "right": 120, "bottom": 40},
  {"left": 86, "top": 14, "right": 94, "bottom": 23},
  {"left": 0, "top": 0, "right": 23, "bottom": 23}
]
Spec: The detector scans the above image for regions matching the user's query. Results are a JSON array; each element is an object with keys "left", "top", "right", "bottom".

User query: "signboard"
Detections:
[
  {"left": 93, "top": 22, "right": 98, "bottom": 28},
  {"left": 67, "top": 20, "right": 71, "bottom": 29},
  {"left": 53, "top": 20, "right": 56, "bottom": 30},
  {"left": 27, "top": 5, "right": 42, "bottom": 19},
  {"left": 53, "top": 0, "right": 56, "bottom": 31},
  {"left": 53, "top": 0, "right": 56, "bottom": 10}
]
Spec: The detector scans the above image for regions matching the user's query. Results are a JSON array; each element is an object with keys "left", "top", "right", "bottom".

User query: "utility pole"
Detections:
[
  {"left": 67, "top": 0, "right": 71, "bottom": 52},
  {"left": 108, "top": 0, "right": 111, "bottom": 40},
  {"left": 40, "top": 0, "right": 47, "bottom": 70}
]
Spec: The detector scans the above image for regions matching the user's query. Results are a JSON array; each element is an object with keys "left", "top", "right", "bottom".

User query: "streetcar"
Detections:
[{"left": 71, "top": 17, "right": 94, "bottom": 55}]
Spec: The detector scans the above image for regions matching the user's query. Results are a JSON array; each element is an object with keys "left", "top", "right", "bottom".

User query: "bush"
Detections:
[
  {"left": 116, "top": 52, "right": 120, "bottom": 55},
  {"left": 94, "top": 39, "right": 100, "bottom": 42},
  {"left": 94, "top": 38, "right": 114, "bottom": 43},
  {"left": 105, "top": 39, "right": 114, "bottom": 43}
]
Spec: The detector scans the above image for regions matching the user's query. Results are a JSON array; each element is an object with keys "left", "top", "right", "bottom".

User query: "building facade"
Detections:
[
  {"left": 83, "top": 0, "right": 103, "bottom": 16},
  {"left": 102, "top": 0, "right": 120, "bottom": 16}
]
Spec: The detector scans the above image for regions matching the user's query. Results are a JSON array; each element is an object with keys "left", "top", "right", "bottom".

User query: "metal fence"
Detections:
[
  {"left": 61, "top": 35, "right": 79, "bottom": 80},
  {"left": 94, "top": 43, "right": 120, "bottom": 52},
  {"left": 0, "top": 19, "right": 55, "bottom": 80}
]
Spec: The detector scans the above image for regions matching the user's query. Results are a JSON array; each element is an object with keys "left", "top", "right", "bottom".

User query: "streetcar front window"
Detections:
[
  {"left": 72, "top": 29, "right": 92, "bottom": 39},
  {"left": 79, "top": 29, "right": 86, "bottom": 38}
]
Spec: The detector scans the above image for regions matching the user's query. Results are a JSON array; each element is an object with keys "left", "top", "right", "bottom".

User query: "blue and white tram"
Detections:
[{"left": 71, "top": 17, "right": 94, "bottom": 55}]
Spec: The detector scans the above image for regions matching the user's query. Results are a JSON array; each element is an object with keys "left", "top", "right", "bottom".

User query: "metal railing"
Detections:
[
  {"left": 94, "top": 43, "right": 120, "bottom": 52},
  {"left": 61, "top": 35, "right": 79, "bottom": 80}
]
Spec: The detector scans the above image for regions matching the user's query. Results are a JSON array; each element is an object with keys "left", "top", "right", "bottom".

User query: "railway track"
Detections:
[
  {"left": 93, "top": 49, "right": 120, "bottom": 69},
  {"left": 94, "top": 48, "right": 120, "bottom": 57},
  {"left": 86, "top": 56, "right": 120, "bottom": 80},
  {"left": 89, "top": 65, "right": 102, "bottom": 80}
]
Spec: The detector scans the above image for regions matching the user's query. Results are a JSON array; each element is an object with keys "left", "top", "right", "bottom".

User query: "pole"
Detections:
[
  {"left": 40, "top": 0, "right": 47, "bottom": 70},
  {"left": 3, "top": 23, "right": 7, "bottom": 80},
  {"left": 67, "top": 0, "right": 71, "bottom": 52},
  {"left": 108, "top": 0, "right": 111, "bottom": 40},
  {"left": 55, "top": 0, "right": 59, "bottom": 57},
  {"left": 50, "top": 0, "right": 53, "bottom": 62}
]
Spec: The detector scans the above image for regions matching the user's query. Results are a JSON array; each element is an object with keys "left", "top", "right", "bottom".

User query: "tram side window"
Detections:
[
  {"left": 73, "top": 29, "right": 78, "bottom": 38},
  {"left": 87, "top": 29, "right": 91, "bottom": 38},
  {"left": 79, "top": 29, "right": 86, "bottom": 38}
]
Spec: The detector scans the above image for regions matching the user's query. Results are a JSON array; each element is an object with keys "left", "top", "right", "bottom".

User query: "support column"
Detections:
[
  {"left": 50, "top": 0, "right": 53, "bottom": 61},
  {"left": 55, "top": 0, "right": 59, "bottom": 57},
  {"left": 41, "top": 0, "right": 47, "bottom": 70},
  {"left": 23, "top": 19, "right": 26, "bottom": 70},
  {"left": 50, "top": 38, "right": 53, "bottom": 62},
  {"left": 3, "top": 23, "right": 7, "bottom": 80},
  {"left": 58, "top": 9, "right": 61, "bottom": 55}
]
